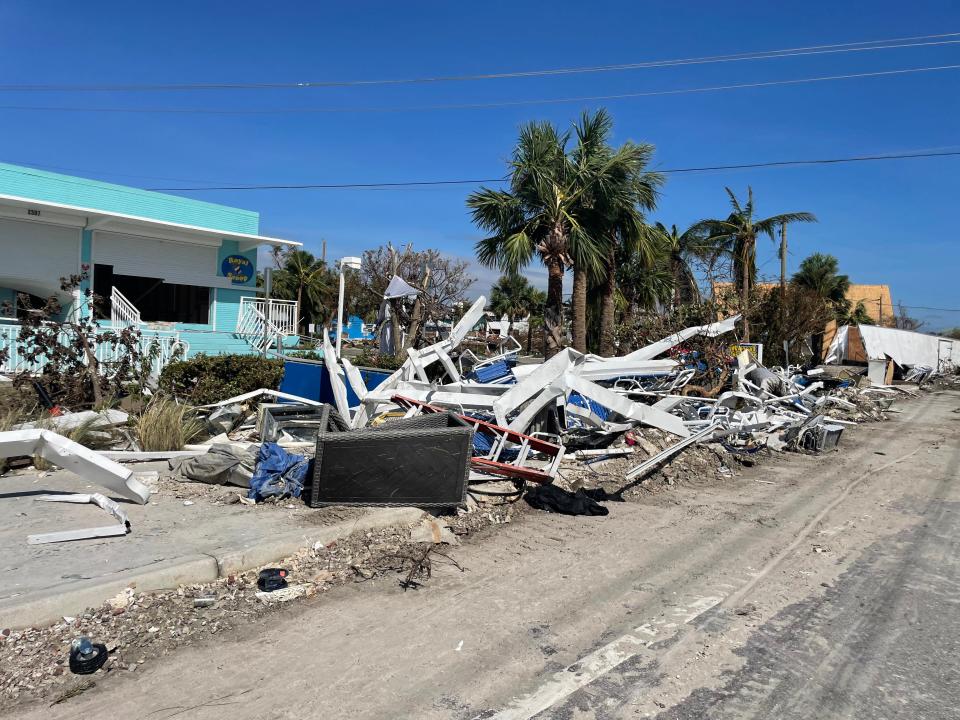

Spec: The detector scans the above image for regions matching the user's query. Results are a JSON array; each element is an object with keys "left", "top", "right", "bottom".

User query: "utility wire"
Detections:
[
  {"left": 896, "top": 305, "right": 960, "bottom": 312},
  {"left": 0, "top": 32, "right": 958, "bottom": 92},
  {"left": 1, "top": 63, "right": 958, "bottom": 115},
  {"left": 144, "top": 150, "right": 960, "bottom": 191}
]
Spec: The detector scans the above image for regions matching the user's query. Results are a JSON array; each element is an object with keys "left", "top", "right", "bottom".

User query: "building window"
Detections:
[{"left": 94, "top": 264, "right": 210, "bottom": 325}]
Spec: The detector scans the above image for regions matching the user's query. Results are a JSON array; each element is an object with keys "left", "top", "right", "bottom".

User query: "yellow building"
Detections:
[
  {"left": 821, "top": 284, "right": 893, "bottom": 359},
  {"left": 712, "top": 281, "right": 894, "bottom": 361}
]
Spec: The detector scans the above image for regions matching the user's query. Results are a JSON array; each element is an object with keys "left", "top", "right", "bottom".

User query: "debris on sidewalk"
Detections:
[
  {"left": 67, "top": 638, "right": 108, "bottom": 675},
  {"left": 256, "top": 568, "right": 289, "bottom": 592},
  {"left": 0, "top": 429, "right": 151, "bottom": 504},
  {"left": 0, "top": 506, "right": 509, "bottom": 706},
  {"left": 27, "top": 493, "right": 130, "bottom": 545}
]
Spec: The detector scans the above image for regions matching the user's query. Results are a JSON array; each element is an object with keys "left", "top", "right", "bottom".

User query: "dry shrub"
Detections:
[
  {"left": 31, "top": 414, "right": 108, "bottom": 471},
  {"left": 135, "top": 396, "right": 205, "bottom": 451}
]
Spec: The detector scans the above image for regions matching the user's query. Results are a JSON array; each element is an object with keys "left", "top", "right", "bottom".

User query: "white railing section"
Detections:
[
  {"left": 236, "top": 300, "right": 269, "bottom": 352},
  {"left": 110, "top": 287, "right": 142, "bottom": 328},
  {"left": 237, "top": 298, "right": 298, "bottom": 352},
  {"left": 0, "top": 322, "right": 187, "bottom": 382},
  {"left": 238, "top": 297, "right": 298, "bottom": 335},
  {"left": 237, "top": 300, "right": 281, "bottom": 352}
]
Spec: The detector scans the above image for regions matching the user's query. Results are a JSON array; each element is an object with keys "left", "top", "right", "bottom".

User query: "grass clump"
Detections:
[
  {"left": 32, "top": 414, "right": 109, "bottom": 471},
  {"left": 134, "top": 396, "right": 205, "bottom": 451}
]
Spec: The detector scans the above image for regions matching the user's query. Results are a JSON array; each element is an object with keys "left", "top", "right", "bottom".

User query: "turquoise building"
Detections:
[{"left": 0, "top": 162, "right": 302, "bottom": 372}]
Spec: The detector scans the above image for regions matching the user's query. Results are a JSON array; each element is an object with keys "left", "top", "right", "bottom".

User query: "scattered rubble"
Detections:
[
  {"left": 0, "top": 501, "right": 514, "bottom": 706},
  {"left": 2, "top": 289, "right": 948, "bottom": 709}
]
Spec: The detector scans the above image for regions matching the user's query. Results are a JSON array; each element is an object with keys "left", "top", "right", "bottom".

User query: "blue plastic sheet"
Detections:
[{"left": 248, "top": 443, "right": 312, "bottom": 502}]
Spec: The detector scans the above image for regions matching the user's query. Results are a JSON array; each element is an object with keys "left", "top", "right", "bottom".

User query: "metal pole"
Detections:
[
  {"left": 779, "top": 223, "right": 787, "bottom": 356},
  {"left": 336, "top": 263, "right": 345, "bottom": 357}
]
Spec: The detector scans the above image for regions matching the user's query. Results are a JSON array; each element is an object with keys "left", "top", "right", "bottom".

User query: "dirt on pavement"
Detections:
[{"left": 2, "top": 388, "right": 956, "bottom": 719}]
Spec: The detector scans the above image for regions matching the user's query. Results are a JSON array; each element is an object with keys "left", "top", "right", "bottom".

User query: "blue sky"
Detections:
[{"left": 1, "top": 1, "right": 958, "bottom": 329}]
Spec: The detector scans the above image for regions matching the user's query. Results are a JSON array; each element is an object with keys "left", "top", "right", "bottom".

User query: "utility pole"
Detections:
[
  {"left": 321, "top": 239, "right": 326, "bottom": 264},
  {"left": 779, "top": 222, "right": 787, "bottom": 329}
]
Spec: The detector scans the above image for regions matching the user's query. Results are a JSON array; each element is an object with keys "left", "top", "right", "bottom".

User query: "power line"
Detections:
[
  {"left": 1, "top": 32, "right": 958, "bottom": 92},
  {"left": 1, "top": 63, "right": 958, "bottom": 115},
  {"left": 144, "top": 150, "right": 960, "bottom": 191},
  {"left": 897, "top": 304, "right": 960, "bottom": 312}
]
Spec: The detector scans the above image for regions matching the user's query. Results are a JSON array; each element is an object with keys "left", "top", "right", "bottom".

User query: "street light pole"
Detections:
[
  {"left": 335, "top": 256, "right": 362, "bottom": 358},
  {"left": 336, "top": 268, "right": 346, "bottom": 357}
]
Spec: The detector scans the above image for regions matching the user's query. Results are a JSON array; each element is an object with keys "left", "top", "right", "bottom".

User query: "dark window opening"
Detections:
[{"left": 94, "top": 264, "right": 210, "bottom": 324}]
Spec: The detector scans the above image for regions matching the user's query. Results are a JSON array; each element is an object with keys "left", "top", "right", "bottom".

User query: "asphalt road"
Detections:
[{"left": 11, "top": 388, "right": 960, "bottom": 720}]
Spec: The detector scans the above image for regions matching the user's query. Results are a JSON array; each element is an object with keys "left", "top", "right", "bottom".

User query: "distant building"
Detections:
[
  {"left": 484, "top": 313, "right": 529, "bottom": 336},
  {"left": 821, "top": 283, "right": 893, "bottom": 355}
]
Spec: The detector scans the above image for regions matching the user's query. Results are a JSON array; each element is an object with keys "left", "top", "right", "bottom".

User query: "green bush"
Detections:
[
  {"left": 352, "top": 350, "right": 406, "bottom": 371},
  {"left": 158, "top": 354, "right": 285, "bottom": 405},
  {"left": 287, "top": 350, "right": 322, "bottom": 361}
]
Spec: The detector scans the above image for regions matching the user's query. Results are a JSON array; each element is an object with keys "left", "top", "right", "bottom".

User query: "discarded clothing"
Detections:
[
  {"left": 248, "top": 443, "right": 312, "bottom": 502},
  {"left": 524, "top": 484, "right": 609, "bottom": 516},
  {"left": 171, "top": 444, "right": 255, "bottom": 488}
]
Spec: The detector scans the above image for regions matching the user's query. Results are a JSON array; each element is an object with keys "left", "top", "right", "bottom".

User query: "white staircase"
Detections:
[{"left": 110, "top": 287, "right": 141, "bottom": 328}]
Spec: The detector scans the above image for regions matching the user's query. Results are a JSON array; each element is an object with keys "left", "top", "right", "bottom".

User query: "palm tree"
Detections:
[
  {"left": 838, "top": 300, "right": 874, "bottom": 326},
  {"left": 692, "top": 187, "right": 816, "bottom": 340},
  {"left": 489, "top": 272, "right": 536, "bottom": 339},
  {"left": 792, "top": 253, "right": 850, "bottom": 310},
  {"left": 568, "top": 111, "right": 663, "bottom": 355},
  {"left": 654, "top": 222, "right": 711, "bottom": 308},
  {"left": 523, "top": 287, "right": 547, "bottom": 352},
  {"left": 792, "top": 252, "right": 851, "bottom": 362},
  {"left": 271, "top": 250, "right": 334, "bottom": 334},
  {"left": 615, "top": 235, "right": 675, "bottom": 350},
  {"left": 468, "top": 109, "right": 659, "bottom": 357},
  {"left": 468, "top": 121, "right": 573, "bottom": 358}
]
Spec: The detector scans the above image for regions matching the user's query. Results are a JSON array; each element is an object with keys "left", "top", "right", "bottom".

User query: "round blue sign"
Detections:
[{"left": 221, "top": 254, "right": 253, "bottom": 284}]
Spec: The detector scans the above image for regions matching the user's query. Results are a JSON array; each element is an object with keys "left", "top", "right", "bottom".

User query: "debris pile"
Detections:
[{"left": 314, "top": 296, "right": 905, "bottom": 511}]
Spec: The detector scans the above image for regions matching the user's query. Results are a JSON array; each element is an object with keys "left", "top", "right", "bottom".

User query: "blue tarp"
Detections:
[{"left": 248, "top": 443, "right": 312, "bottom": 502}]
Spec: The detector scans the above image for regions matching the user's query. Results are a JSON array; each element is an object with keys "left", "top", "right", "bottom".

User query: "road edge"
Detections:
[{"left": 0, "top": 506, "right": 425, "bottom": 630}]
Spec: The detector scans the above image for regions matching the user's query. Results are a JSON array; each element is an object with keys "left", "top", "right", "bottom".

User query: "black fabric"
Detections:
[
  {"left": 580, "top": 487, "right": 623, "bottom": 503},
  {"left": 524, "top": 484, "right": 610, "bottom": 516}
]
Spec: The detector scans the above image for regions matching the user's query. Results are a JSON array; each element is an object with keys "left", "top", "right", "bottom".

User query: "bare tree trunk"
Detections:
[
  {"left": 296, "top": 285, "right": 305, "bottom": 335},
  {"left": 402, "top": 266, "right": 431, "bottom": 351},
  {"left": 81, "top": 335, "right": 104, "bottom": 408},
  {"left": 571, "top": 266, "right": 588, "bottom": 353},
  {"left": 620, "top": 302, "right": 636, "bottom": 353},
  {"left": 388, "top": 245, "right": 401, "bottom": 354},
  {"left": 598, "top": 243, "right": 617, "bottom": 356},
  {"left": 544, "top": 259, "right": 564, "bottom": 359}
]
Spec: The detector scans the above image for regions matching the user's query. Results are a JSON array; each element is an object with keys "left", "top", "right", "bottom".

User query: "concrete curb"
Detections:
[
  {"left": 214, "top": 506, "right": 425, "bottom": 577},
  {"left": 0, "top": 506, "right": 425, "bottom": 630}
]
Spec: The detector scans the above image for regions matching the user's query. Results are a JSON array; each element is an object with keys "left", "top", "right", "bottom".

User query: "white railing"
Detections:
[
  {"left": 237, "top": 298, "right": 298, "bottom": 352},
  {"left": 238, "top": 297, "right": 298, "bottom": 335},
  {"left": 236, "top": 300, "right": 280, "bottom": 353},
  {"left": 0, "top": 322, "right": 187, "bottom": 382},
  {"left": 110, "top": 287, "right": 142, "bottom": 328}
]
